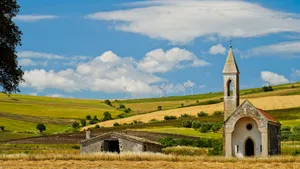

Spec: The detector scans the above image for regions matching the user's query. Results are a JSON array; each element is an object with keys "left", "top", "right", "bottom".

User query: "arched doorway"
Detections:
[{"left": 245, "top": 138, "right": 255, "bottom": 156}]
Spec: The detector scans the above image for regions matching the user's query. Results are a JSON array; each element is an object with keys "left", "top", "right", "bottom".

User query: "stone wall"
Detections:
[
  {"left": 119, "top": 138, "right": 143, "bottom": 152},
  {"left": 268, "top": 123, "right": 281, "bottom": 155}
]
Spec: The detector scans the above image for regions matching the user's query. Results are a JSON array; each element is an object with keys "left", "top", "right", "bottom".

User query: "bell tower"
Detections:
[{"left": 223, "top": 44, "right": 240, "bottom": 121}]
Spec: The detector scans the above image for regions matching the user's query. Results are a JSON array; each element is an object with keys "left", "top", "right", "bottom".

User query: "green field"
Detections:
[
  {"left": 0, "top": 82, "right": 299, "bottom": 142},
  {"left": 132, "top": 127, "right": 221, "bottom": 138},
  {"left": 0, "top": 94, "right": 123, "bottom": 141}
]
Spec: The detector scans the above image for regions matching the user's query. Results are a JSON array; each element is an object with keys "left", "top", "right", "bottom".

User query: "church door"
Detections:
[{"left": 245, "top": 138, "right": 254, "bottom": 156}]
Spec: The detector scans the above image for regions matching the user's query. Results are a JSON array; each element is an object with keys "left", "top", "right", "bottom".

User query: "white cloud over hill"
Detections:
[{"left": 86, "top": 0, "right": 300, "bottom": 44}]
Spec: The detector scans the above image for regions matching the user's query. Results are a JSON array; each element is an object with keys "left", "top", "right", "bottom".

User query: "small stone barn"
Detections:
[
  {"left": 222, "top": 45, "right": 281, "bottom": 157},
  {"left": 80, "top": 131, "right": 162, "bottom": 154}
]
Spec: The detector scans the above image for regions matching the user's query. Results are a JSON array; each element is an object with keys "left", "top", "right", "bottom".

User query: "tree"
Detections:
[
  {"left": 80, "top": 119, "right": 86, "bottom": 127},
  {"left": 102, "top": 111, "right": 112, "bottom": 121},
  {"left": 197, "top": 111, "right": 208, "bottom": 117},
  {"left": 95, "top": 124, "right": 100, "bottom": 129},
  {"left": 157, "top": 105, "right": 162, "bottom": 111},
  {"left": 104, "top": 99, "right": 112, "bottom": 106},
  {"left": 0, "top": 0, "right": 24, "bottom": 94},
  {"left": 113, "top": 122, "right": 120, "bottom": 127},
  {"left": 36, "top": 124, "right": 46, "bottom": 134},
  {"left": 86, "top": 115, "right": 91, "bottom": 120},
  {"left": 0, "top": 126, "right": 4, "bottom": 131},
  {"left": 72, "top": 121, "right": 80, "bottom": 130}
]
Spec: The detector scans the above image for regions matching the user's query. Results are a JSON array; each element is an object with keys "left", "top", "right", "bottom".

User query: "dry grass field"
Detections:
[
  {"left": 84, "top": 95, "right": 300, "bottom": 128},
  {"left": 1, "top": 160, "right": 300, "bottom": 169},
  {"left": 1, "top": 153, "right": 300, "bottom": 169}
]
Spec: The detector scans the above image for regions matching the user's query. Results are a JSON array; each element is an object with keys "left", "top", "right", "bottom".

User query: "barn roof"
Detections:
[{"left": 81, "top": 132, "right": 162, "bottom": 145}]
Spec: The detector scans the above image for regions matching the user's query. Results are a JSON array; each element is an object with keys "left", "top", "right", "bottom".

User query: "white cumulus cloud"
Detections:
[
  {"left": 86, "top": 1, "right": 300, "bottom": 44},
  {"left": 209, "top": 43, "right": 226, "bottom": 55},
  {"left": 260, "top": 71, "right": 289, "bottom": 85},
  {"left": 137, "top": 48, "right": 209, "bottom": 73},
  {"left": 14, "top": 15, "right": 58, "bottom": 22},
  {"left": 18, "top": 51, "right": 65, "bottom": 60},
  {"left": 19, "top": 59, "right": 47, "bottom": 67},
  {"left": 242, "top": 41, "right": 300, "bottom": 58}
]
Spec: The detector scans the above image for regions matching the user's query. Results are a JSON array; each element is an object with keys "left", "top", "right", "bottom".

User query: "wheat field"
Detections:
[
  {"left": 84, "top": 95, "right": 300, "bottom": 128},
  {"left": 1, "top": 153, "right": 300, "bottom": 169}
]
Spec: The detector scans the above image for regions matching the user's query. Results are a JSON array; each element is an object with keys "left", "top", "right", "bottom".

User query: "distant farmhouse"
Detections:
[
  {"left": 80, "top": 130, "right": 162, "bottom": 154},
  {"left": 222, "top": 45, "right": 281, "bottom": 157}
]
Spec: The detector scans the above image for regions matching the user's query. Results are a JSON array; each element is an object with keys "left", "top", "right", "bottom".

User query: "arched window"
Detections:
[{"left": 227, "top": 79, "right": 233, "bottom": 96}]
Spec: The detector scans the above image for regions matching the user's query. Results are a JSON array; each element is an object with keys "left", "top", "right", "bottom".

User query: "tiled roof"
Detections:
[{"left": 257, "top": 108, "right": 278, "bottom": 123}]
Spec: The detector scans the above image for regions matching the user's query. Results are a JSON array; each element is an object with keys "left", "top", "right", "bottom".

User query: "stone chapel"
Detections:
[{"left": 223, "top": 45, "right": 281, "bottom": 157}]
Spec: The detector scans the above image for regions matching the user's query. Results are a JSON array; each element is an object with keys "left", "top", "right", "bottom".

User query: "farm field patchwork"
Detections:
[
  {"left": 85, "top": 95, "right": 300, "bottom": 128},
  {"left": 131, "top": 127, "right": 221, "bottom": 138}
]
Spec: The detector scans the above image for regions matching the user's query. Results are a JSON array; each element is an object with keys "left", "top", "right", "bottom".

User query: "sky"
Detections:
[{"left": 14, "top": 0, "right": 300, "bottom": 99}]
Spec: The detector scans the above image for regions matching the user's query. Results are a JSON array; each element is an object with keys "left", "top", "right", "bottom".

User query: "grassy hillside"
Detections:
[
  {"left": 0, "top": 94, "right": 123, "bottom": 141},
  {"left": 0, "top": 82, "right": 299, "bottom": 142}
]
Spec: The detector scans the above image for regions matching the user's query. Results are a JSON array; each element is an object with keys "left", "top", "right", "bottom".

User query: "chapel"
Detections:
[{"left": 223, "top": 45, "right": 281, "bottom": 157}]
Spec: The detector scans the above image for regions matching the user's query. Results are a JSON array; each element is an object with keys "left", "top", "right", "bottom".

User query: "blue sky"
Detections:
[{"left": 14, "top": 0, "right": 300, "bottom": 99}]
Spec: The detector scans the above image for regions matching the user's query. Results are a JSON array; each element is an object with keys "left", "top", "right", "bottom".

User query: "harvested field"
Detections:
[
  {"left": 1, "top": 160, "right": 299, "bottom": 169},
  {"left": 85, "top": 95, "right": 300, "bottom": 128},
  {"left": 1, "top": 154, "right": 300, "bottom": 169}
]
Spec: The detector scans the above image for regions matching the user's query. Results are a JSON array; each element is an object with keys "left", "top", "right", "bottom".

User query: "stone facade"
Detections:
[
  {"left": 223, "top": 46, "right": 240, "bottom": 121},
  {"left": 80, "top": 132, "right": 162, "bottom": 154},
  {"left": 223, "top": 45, "right": 281, "bottom": 157}
]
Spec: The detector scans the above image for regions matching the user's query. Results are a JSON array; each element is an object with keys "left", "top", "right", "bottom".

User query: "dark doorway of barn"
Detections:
[
  {"left": 103, "top": 140, "right": 120, "bottom": 153},
  {"left": 245, "top": 138, "right": 254, "bottom": 156}
]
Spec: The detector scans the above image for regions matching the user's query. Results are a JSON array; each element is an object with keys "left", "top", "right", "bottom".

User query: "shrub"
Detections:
[
  {"left": 196, "top": 100, "right": 199, "bottom": 103},
  {"left": 128, "top": 108, "right": 131, "bottom": 111},
  {"left": 199, "top": 125, "right": 209, "bottom": 133},
  {"left": 95, "top": 124, "right": 100, "bottom": 129},
  {"left": 163, "top": 146, "right": 208, "bottom": 156},
  {"left": 157, "top": 137, "right": 219, "bottom": 148},
  {"left": 119, "top": 104, "right": 126, "bottom": 109},
  {"left": 182, "top": 120, "right": 192, "bottom": 128},
  {"left": 71, "top": 145, "right": 80, "bottom": 150},
  {"left": 294, "top": 125, "right": 300, "bottom": 133},
  {"left": 102, "top": 111, "right": 112, "bottom": 121},
  {"left": 80, "top": 119, "right": 86, "bottom": 127},
  {"left": 123, "top": 109, "right": 130, "bottom": 113},
  {"left": 113, "top": 122, "right": 120, "bottom": 127},
  {"left": 282, "top": 126, "right": 291, "bottom": 132},
  {"left": 86, "top": 115, "right": 91, "bottom": 120},
  {"left": 149, "top": 119, "right": 159, "bottom": 123},
  {"left": 36, "top": 124, "right": 46, "bottom": 134},
  {"left": 180, "top": 114, "right": 189, "bottom": 118},
  {"left": 181, "top": 103, "right": 184, "bottom": 107},
  {"left": 211, "top": 123, "right": 222, "bottom": 132},
  {"left": 164, "top": 115, "right": 177, "bottom": 121},
  {"left": 117, "top": 114, "right": 125, "bottom": 118},
  {"left": 262, "top": 86, "right": 273, "bottom": 92},
  {"left": 104, "top": 99, "right": 112, "bottom": 106},
  {"left": 192, "top": 121, "right": 201, "bottom": 129},
  {"left": 291, "top": 85, "right": 296, "bottom": 88},
  {"left": 89, "top": 119, "right": 97, "bottom": 125},
  {"left": 199, "top": 123, "right": 214, "bottom": 133},
  {"left": 157, "top": 105, "right": 162, "bottom": 111},
  {"left": 93, "top": 116, "right": 99, "bottom": 121},
  {"left": 197, "top": 111, "right": 208, "bottom": 117},
  {"left": 72, "top": 122, "right": 80, "bottom": 130},
  {"left": 208, "top": 139, "right": 223, "bottom": 156},
  {"left": 212, "top": 111, "right": 224, "bottom": 116},
  {"left": 0, "top": 126, "right": 4, "bottom": 131}
]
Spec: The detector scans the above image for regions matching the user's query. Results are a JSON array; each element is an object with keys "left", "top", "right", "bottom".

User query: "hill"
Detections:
[{"left": 0, "top": 82, "right": 299, "bottom": 142}]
